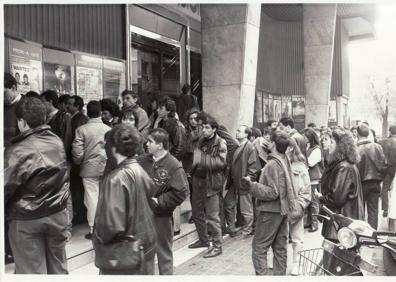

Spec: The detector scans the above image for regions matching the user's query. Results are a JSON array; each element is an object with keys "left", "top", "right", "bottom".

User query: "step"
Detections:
[{"left": 5, "top": 221, "right": 198, "bottom": 274}]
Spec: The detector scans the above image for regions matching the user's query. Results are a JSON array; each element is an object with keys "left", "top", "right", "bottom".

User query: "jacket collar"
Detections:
[
  {"left": 11, "top": 124, "right": 52, "bottom": 144},
  {"left": 88, "top": 117, "right": 104, "bottom": 124},
  {"left": 118, "top": 157, "right": 138, "bottom": 167},
  {"left": 357, "top": 139, "right": 372, "bottom": 146}
]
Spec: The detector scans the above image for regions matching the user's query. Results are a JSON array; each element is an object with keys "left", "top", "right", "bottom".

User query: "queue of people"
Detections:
[{"left": 4, "top": 71, "right": 396, "bottom": 275}]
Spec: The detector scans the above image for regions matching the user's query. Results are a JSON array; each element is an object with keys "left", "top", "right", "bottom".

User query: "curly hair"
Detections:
[
  {"left": 100, "top": 98, "right": 121, "bottom": 118},
  {"left": 106, "top": 124, "right": 141, "bottom": 158},
  {"left": 331, "top": 127, "right": 358, "bottom": 164},
  {"left": 15, "top": 96, "right": 47, "bottom": 128}
]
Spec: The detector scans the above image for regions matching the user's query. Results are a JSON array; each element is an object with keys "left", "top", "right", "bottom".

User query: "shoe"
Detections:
[
  {"left": 188, "top": 217, "right": 194, "bottom": 224},
  {"left": 85, "top": 233, "right": 92, "bottom": 240},
  {"left": 308, "top": 225, "right": 318, "bottom": 233},
  {"left": 383, "top": 210, "right": 388, "bottom": 217},
  {"left": 188, "top": 240, "right": 210, "bottom": 249},
  {"left": 5, "top": 254, "right": 14, "bottom": 264},
  {"left": 203, "top": 247, "right": 222, "bottom": 258},
  {"left": 174, "top": 230, "right": 181, "bottom": 236},
  {"left": 291, "top": 264, "right": 299, "bottom": 276}
]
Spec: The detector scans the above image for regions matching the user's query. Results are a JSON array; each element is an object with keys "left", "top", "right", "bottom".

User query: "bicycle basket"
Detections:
[{"left": 298, "top": 248, "right": 362, "bottom": 276}]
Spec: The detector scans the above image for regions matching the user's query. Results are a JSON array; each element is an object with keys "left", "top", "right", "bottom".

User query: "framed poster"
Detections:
[
  {"left": 43, "top": 48, "right": 75, "bottom": 95},
  {"left": 292, "top": 96, "right": 306, "bottom": 130},
  {"left": 75, "top": 54, "right": 103, "bottom": 103},
  {"left": 281, "top": 96, "right": 292, "bottom": 117},
  {"left": 263, "top": 93, "right": 269, "bottom": 123},
  {"left": 273, "top": 96, "right": 282, "bottom": 122},
  {"left": 255, "top": 90, "right": 263, "bottom": 124},
  {"left": 268, "top": 94, "right": 274, "bottom": 120},
  {"left": 9, "top": 39, "right": 42, "bottom": 95},
  {"left": 328, "top": 99, "right": 337, "bottom": 123},
  {"left": 103, "top": 59, "right": 126, "bottom": 104}
]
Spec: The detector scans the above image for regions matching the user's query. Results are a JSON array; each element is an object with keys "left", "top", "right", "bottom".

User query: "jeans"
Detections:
[
  {"left": 191, "top": 176, "right": 222, "bottom": 248},
  {"left": 252, "top": 211, "right": 288, "bottom": 275},
  {"left": 362, "top": 180, "right": 381, "bottom": 229},
  {"left": 382, "top": 169, "right": 395, "bottom": 212},
  {"left": 155, "top": 216, "right": 174, "bottom": 275},
  {"left": 224, "top": 189, "right": 254, "bottom": 233},
  {"left": 307, "top": 184, "right": 320, "bottom": 227},
  {"left": 8, "top": 209, "right": 69, "bottom": 274}
]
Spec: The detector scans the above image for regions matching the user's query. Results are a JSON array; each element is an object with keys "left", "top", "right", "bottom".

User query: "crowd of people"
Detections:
[{"left": 3, "top": 71, "right": 396, "bottom": 275}]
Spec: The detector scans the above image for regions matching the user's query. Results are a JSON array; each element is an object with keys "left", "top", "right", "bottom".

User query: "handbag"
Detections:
[{"left": 93, "top": 234, "right": 145, "bottom": 272}]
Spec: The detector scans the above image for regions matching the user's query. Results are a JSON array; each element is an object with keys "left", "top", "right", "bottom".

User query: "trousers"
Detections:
[
  {"left": 155, "top": 216, "right": 174, "bottom": 275},
  {"left": 8, "top": 209, "right": 69, "bottom": 274},
  {"left": 362, "top": 180, "right": 381, "bottom": 229},
  {"left": 224, "top": 189, "right": 254, "bottom": 233},
  {"left": 252, "top": 211, "right": 288, "bottom": 275},
  {"left": 82, "top": 177, "right": 100, "bottom": 228}
]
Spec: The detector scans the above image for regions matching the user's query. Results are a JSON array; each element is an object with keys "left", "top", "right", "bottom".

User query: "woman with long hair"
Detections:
[
  {"left": 318, "top": 127, "right": 364, "bottom": 240},
  {"left": 304, "top": 128, "right": 323, "bottom": 232},
  {"left": 287, "top": 139, "right": 311, "bottom": 275}
]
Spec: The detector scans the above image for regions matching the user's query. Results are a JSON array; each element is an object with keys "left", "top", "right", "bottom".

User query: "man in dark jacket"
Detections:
[
  {"left": 357, "top": 124, "right": 387, "bottom": 229},
  {"left": 4, "top": 97, "right": 70, "bottom": 274},
  {"left": 138, "top": 128, "right": 189, "bottom": 275},
  {"left": 188, "top": 114, "right": 227, "bottom": 258},
  {"left": 241, "top": 130, "right": 291, "bottom": 275},
  {"left": 224, "top": 125, "right": 260, "bottom": 236},
  {"left": 380, "top": 125, "right": 396, "bottom": 217},
  {"left": 4, "top": 72, "right": 21, "bottom": 147},
  {"left": 176, "top": 83, "right": 199, "bottom": 122},
  {"left": 278, "top": 117, "right": 307, "bottom": 158},
  {"left": 66, "top": 95, "right": 88, "bottom": 225},
  {"left": 41, "top": 90, "right": 73, "bottom": 160}
]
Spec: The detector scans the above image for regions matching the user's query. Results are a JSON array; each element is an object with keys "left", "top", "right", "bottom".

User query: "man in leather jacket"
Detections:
[
  {"left": 4, "top": 97, "right": 71, "bottom": 274},
  {"left": 357, "top": 124, "right": 387, "bottom": 229},
  {"left": 138, "top": 128, "right": 189, "bottom": 275}
]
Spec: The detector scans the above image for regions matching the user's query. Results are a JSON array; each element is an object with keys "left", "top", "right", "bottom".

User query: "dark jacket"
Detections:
[
  {"left": 217, "top": 124, "right": 239, "bottom": 165},
  {"left": 290, "top": 129, "right": 307, "bottom": 158},
  {"left": 93, "top": 158, "right": 157, "bottom": 260},
  {"left": 159, "top": 117, "right": 186, "bottom": 161},
  {"left": 319, "top": 160, "right": 364, "bottom": 241},
  {"left": 138, "top": 152, "right": 189, "bottom": 217},
  {"left": 4, "top": 100, "right": 20, "bottom": 147},
  {"left": 177, "top": 93, "right": 198, "bottom": 123},
  {"left": 47, "top": 110, "right": 73, "bottom": 161},
  {"left": 182, "top": 125, "right": 202, "bottom": 175},
  {"left": 357, "top": 140, "right": 387, "bottom": 182},
  {"left": 229, "top": 141, "right": 261, "bottom": 194},
  {"left": 4, "top": 125, "right": 70, "bottom": 220},
  {"left": 192, "top": 134, "right": 228, "bottom": 196},
  {"left": 380, "top": 136, "right": 396, "bottom": 172},
  {"left": 71, "top": 111, "right": 89, "bottom": 140}
]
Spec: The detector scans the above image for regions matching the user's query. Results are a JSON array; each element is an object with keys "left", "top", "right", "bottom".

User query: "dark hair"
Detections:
[
  {"left": 121, "top": 90, "right": 140, "bottom": 103},
  {"left": 184, "top": 107, "right": 200, "bottom": 128},
  {"left": 41, "top": 90, "right": 59, "bottom": 109},
  {"left": 331, "top": 127, "right": 358, "bottom": 164},
  {"left": 389, "top": 125, "right": 396, "bottom": 135},
  {"left": 148, "top": 128, "right": 170, "bottom": 150},
  {"left": 25, "top": 91, "right": 40, "bottom": 99},
  {"left": 158, "top": 97, "right": 177, "bottom": 118},
  {"left": 240, "top": 125, "right": 252, "bottom": 137},
  {"left": 267, "top": 119, "right": 277, "bottom": 127},
  {"left": 279, "top": 117, "right": 295, "bottom": 129},
  {"left": 351, "top": 126, "right": 357, "bottom": 131},
  {"left": 307, "top": 122, "right": 316, "bottom": 128},
  {"left": 23, "top": 74, "right": 28, "bottom": 80},
  {"left": 15, "top": 97, "right": 47, "bottom": 128},
  {"left": 100, "top": 98, "right": 121, "bottom": 118},
  {"left": 304, "top": 127, "right": 320, "bottom": 148},
  {"left": 200, "top": 112, "right": 219, "bottom": 130},
  {"left": 87, "top": 101, "right": 101, "bottom": 118},
  {"left": 106, "top": 124, "right": 141, "bottom": 158},
  {"left": 262, "top": 127, "right": 271, "bottom": 136},
  {"left": 69, "top": 95, "right": 84, "bottom": 111},
  {"left": 4, "top": 72, "right": 17, "bottom": 89},
  {"left": 248, "top": 127, "right": 262, "bottom": 139},
  {"left": 181, "top": 84, "right": 190, "bottom": 94},
  {"left": 270, "top": 130, "right": 290, "bottom": 154},
  {"left": 357, "top": 124, "right": 370, "bottom": 138},
  {"left": 59, "top": 94, "right": 71, "bottom": 105},
  {"left": 121, "top": 108, "right": 136, "bottom": 121}
]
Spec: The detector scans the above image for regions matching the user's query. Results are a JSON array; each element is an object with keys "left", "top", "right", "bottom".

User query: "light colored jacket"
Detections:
[
  {"left": 72, "top": 118, "right": 111, "bottom": 178},
  {"left": 290, "top": 161, "right": 312, "bottom": 212}
]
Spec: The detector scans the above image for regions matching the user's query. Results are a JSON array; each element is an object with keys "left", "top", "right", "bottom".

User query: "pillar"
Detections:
[
  {"left": 303, "top": 4, "right": 337, "bottom": 127},
  {"left": 201, "top": 4, "right": 261, "bottom": 135}
]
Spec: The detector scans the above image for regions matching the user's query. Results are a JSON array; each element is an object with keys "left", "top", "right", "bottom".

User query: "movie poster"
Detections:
[
  {"left": 75, "top": 54, "right": 103, "bottom": 102},
  {"left": 328, "top": 99, "right": 337, "bottom": 123},
  {"left": 255, "top": 91, "right": 263, "bottom": 124},
  {"left": 263, "top": 93, "right": 269, "bottom": 123},
  {"left": 9, "top": 39, "right": 42, "bottom": 96},
  {"left": 268, "top": 94, "right": 274, "bottom": 120},
  {"left": 103, "top": 59, "right": 126, "bottom": 103},
  {"left": 273, "top": 96, "right": 282, "bottom": 122},
  {"left": 281, "top": 96, "right": 292, "bottom": 117},
  {"left": 292, "top": 96, "right": 306, "bottom": 130},
  {"left": 44, "top": 63, "right": 72, "bottom": 95}
]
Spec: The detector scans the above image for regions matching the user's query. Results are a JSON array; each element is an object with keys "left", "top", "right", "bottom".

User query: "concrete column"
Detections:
[
  {"left": 201, "top": 4, "right": 261, "bottom": 135},
  {"left": 303, "top": 4, "right": 337, "bottom": 127}
]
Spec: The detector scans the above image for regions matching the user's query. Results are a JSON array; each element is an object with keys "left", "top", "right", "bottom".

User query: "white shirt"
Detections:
[{"left": 307, "top": 147, "right": 321, "bottom": 168}]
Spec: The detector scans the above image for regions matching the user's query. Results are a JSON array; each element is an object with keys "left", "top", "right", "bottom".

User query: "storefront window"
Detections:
[
  {"left": 190, "top": 51, "right": 202, "bottom": 109},
  {"left": 131, "top": 32, "right": 180, "bottom": 110}
]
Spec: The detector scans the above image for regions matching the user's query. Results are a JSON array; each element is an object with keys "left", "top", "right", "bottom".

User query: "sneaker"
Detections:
[
  {"left": 5, "top": 254, "right": 14, "bottom": 264},
  {"left": 85, "top": 233, "right": 92, "bottom": 240},
  {"left": 291, "top": 264, "right": 299, "bottom": 276},
  {"left": 174, "top": 230, "right": 181, "bottom": 236},
  {"left": 203, "top": 246, "right": 222, "bottom": 258},
  {"left": 188, "top": 240, "right": 210, "bottom": 249},
  {"left": 188, "top": 217, "right": 194, "bottom": 224}
]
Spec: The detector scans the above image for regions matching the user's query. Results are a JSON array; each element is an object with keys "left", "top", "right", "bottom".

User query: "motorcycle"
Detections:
[{"left": 298, "top": 205, "right": 396, "bottom": 276}]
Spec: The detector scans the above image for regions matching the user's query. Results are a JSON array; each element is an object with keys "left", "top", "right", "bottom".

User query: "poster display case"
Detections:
[{"left": 75, "top": 54, "right": 103, "bottom": 102}]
